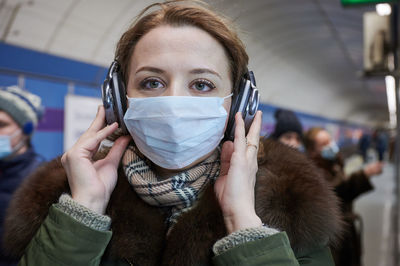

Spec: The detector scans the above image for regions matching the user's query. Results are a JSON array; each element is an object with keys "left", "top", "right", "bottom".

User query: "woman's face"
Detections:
[
  {"left": 278, "top": 132, "right": 302, "bottom": 149},
  {"left": 312, "top": 130, "right": 332, "bottom": 156},
  {"left": 125, "top": 25, "right": 233, "bottom": 172},
  {"left": 126, "top": 25, "right": 233, "bottom": 113},
  {"left": 0, "top": 111, "right": 25, "bottom": 150}
]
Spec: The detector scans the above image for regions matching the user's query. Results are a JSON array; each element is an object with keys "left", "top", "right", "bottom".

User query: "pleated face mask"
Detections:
[
  {"left": 320, "top": 141, "right": 339, "bottom": 160},
  {"left": 123, "top": 94, "right": 232, "bottom": 169},
  {"left": 0, "top": 129, "right": 22, "bottom": 160}
]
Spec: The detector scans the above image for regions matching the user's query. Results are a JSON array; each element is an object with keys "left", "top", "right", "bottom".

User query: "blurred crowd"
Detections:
[{"left": 268, "top": 108, "right": 385, "bottom": 266}]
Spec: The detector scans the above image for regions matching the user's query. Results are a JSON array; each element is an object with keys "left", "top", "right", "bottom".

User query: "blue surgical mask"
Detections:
[
  {"left": 0, "top": 130, "right": 23, "bottom": 160},
  {"left": 0, "top": 135, "right": 12, "bottom": 159},
  {"left": 320, "top": 141, "right": 339, "bottom": 160},
  {"left": 123, "top": 94, "right": 232, "bottom": 169},
  {"left": 298, "top": 145, "right": 305, "bottom": 153}
]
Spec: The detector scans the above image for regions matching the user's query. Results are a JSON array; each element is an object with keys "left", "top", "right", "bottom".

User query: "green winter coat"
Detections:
[
  {"left": 19, "top": 205, "right": 334, "bottom": 266},
  {"left": 4, "top": 140, "right": 341, "bottom": 265}
]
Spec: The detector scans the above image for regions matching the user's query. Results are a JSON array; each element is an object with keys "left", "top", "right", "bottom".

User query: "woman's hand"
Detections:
[
  {"left": 214, "top": 111, "right": 263, "bottom": 234},
  {"left": 363, "top": 161, "right": 384, "bottom": 177},
  {"left": 61, "top": 106, "right": 131, "bottom": 214}
]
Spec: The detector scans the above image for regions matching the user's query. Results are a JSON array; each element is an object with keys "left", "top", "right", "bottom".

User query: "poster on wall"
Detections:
[
  {"left": 63, "top": 94, "right": 102, "bottom": 151},
  {"left": 363, "top": 11, "right": 391, "bottom": 75}
]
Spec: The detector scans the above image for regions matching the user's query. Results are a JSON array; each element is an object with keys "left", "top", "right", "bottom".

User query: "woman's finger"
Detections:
[
  {"left": 104, "top": 135, "right": 131, "bottom": 167},
  {"left": 94, "top": 122, "right": 119, "bottom": 144},
  {"left": 245, "top": 111, "right": 262, "bottom": 151},
  {"left": 87, "top": 105, "right": 107, "bottom": 133},
  {"left": 220, "top": 141, "right": 234, "bottom": 177},
  {"left": 79, "top": 122, "right": 119, "bottom": 155},
  {"left": 233, "top": 112, "right": 246, "bottom": 154}
]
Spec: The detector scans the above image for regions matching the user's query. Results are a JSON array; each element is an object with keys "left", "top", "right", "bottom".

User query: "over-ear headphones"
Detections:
[
  {"left": 224, "top": 70, "right": 259, "bottom": 141},
  {"left": 102, "top": 60, "right": 259, "bottom": 141},
  {"left": 102, "top": 61, "right": 128, "bottom": 134}
]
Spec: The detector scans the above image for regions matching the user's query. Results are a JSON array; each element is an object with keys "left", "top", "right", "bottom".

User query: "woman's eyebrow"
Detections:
[
  {"left": 135, "top": 66, "right": 221, "bottom": 79},
  {"left": 135, "top": 66, "right": 165, "bottom": 74},
  {"left": 189, "top": 68, "right": 221, "bottom": 79}
]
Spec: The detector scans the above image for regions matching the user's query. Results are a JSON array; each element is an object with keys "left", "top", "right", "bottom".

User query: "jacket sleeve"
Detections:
[
  {"left": 19, "top": 205, "right": 112, "bottom": 266},
  {"left": 212, "top": 232, "right": 334, "bottom": 266},
  {"left": 335, "top": 170, "right": 373, "bottom": 203}
]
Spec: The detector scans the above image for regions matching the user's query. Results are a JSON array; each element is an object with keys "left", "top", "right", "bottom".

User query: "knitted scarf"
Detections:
[{"left": 122, "top": 145, "right": 220, "bottom": 226}]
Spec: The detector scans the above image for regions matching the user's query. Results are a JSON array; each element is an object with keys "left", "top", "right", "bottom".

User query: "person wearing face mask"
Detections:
[
  {"left": 270, "top": 108, "right": 304, "bottom": 150},
  {"left": 0, "top": 86, "right": 44, "bottom": 266},
  {"left": 304, "top": 127, "right": 383, "bottom": 266},
  {"left": 3, "top": 2, "right": 342, "bottom": 265}
]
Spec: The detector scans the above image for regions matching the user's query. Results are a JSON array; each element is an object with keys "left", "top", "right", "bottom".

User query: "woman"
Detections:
[
  {"left": 3, "top": 1, "right": 341, "bottom": 265},
  {"left": 304, "top": 127, "right": 383, "bottom": 266}
]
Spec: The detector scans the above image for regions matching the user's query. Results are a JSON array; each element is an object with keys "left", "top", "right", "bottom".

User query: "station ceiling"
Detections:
[{"left": 0, "top": 0, "right": 389, "bottom": 127}]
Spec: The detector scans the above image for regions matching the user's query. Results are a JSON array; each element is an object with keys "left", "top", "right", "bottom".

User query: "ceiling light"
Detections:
[
  {"left": 376, "top": 3, "right": 392, "bottom": 16},
  {"left": 385, "top": 75, "right": 397, "bottom": 127}
]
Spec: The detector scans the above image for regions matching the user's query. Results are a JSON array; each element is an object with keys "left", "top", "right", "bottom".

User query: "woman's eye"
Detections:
[
  {"left": 191, "top": 80, "right": 215, "bottom": 92},
  {"left": 140, "top": 79, "right": 164, "bottom": 90}
]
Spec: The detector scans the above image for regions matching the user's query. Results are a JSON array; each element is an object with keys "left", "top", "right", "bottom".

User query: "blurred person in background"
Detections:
[
  {"left": 358, "top": 133, "right": 371, "bottom": 163},
  {"left": 0, "top": 86, "right": 44, "bottom": 266},
  {"left": 270, "top": 108, "right": 303, "bottom": 150},
  {"left": 389, "top": 134, "right": 396, "bottom": 162},
  {"left": 373, "top": 129, "right": 388, "bottom": 162},
  {"left": 304, "top": 127, "right": 383, "bottom": 266}
]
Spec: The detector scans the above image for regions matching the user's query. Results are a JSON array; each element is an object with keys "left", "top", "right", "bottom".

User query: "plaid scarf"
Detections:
[{"left": 122, "top": 146, "right": 220, "bottom": 226}]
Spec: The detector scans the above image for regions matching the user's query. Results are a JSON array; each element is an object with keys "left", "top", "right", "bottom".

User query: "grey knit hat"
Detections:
[{"left": 0, "top": 86, "right": 43, "bottom": 135}]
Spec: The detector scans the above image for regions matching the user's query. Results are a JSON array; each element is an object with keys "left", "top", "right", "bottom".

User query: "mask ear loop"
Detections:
[
  {"left": 223, "top": 93, "right": 233, "bottom": 99},
  {"left": 10, "top": 128, "right": 22, "bottom": 138},
  {"left": 12, "top": 129, "right": 29, "bottom": 154},
  {"left": 11, "top": 137, "right": 27, "bottom": 155}
]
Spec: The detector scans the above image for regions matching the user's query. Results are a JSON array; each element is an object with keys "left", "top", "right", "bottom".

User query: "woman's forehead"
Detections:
[
  {"left": 130, "top": 25, "right": 230, "bottom": 75},
  {"left": 316, "top": 131, "right": 331, "bottom": 145}
]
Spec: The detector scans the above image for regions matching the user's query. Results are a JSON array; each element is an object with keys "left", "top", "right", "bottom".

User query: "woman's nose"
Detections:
[{"left": 163, "top": 81, "right": 190, "bottom": 96}]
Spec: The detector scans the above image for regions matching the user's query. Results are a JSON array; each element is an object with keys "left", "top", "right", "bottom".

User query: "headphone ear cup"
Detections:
[
  {"left": 102, "top": 62, "right": 118, "bottom": 126},
  {"left": 111, "top": 71, "right": 128, "bottom": 134},
  {"left": 102, "top": 61, "right": 128, "bottom": 134},
  {"left": 224, "top": 77, "right": 247, "bottom": 141},
  {"left": 224, "top": 71, "right": 259, "bottom": 141}
]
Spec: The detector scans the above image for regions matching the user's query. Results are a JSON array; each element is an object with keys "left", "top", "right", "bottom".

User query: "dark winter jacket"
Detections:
[
  {"left": 312, "top": 155, "right": 373, "bottom": 266},
  {"left": 3, "top": 140, "right": 342, "bottom": 265},
  {"left": 0, "top": 148, "right": 44, "bottom": 266}
]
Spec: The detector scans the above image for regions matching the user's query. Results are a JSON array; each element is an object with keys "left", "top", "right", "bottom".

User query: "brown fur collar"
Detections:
[
  {"left": 3, "top": 139, "right": 342, "bottom": 264},
  {"left": 256, "top": 139, "right": 342, "bottom": 254}
]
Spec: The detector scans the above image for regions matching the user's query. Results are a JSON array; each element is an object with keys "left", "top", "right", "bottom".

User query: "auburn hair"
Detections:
[
  {"left": 115, "top": 0, "right": 249, "bottom": 94},
  {"left": 303, "top": 127, "right": 325, "bottom": 152}
]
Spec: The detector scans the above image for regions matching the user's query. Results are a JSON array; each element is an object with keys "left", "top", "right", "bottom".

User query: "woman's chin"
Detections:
[{"left": 151, "top": 149, "right": 217, "bottom": 178}]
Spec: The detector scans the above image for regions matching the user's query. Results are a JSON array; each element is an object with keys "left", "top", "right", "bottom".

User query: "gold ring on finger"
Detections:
[
  {"left": 247, "top": 143, "right": 258, "bottom": 149},
  {"left": 246, "top": 138, "right": 258, "bottom": 150}
]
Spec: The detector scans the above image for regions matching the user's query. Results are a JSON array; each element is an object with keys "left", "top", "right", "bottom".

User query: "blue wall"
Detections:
[
  {"left": 0, "top": 42, "right": 106, "bottom": 160},
  {"left": 0, "top": 42, "right": 366, "bottom": 161}
]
